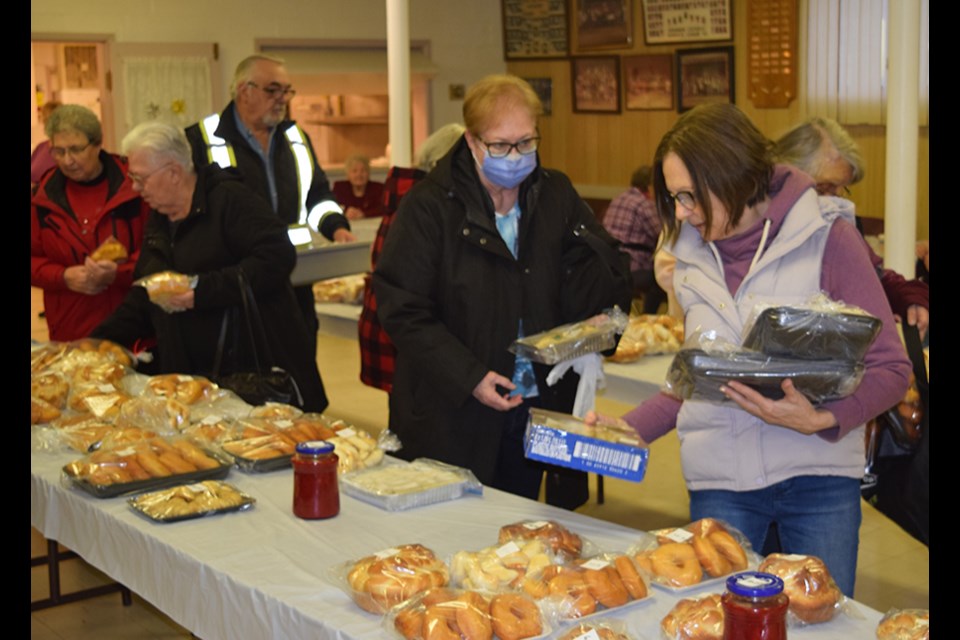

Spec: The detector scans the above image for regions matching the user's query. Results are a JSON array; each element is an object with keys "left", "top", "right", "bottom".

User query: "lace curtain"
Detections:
[{"left": 123, "top": 56, "right": 213, "bottom": 129}]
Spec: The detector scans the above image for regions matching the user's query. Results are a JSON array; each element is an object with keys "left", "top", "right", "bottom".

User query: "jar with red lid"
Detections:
[
  {"left": 292, "top": 440, "right": 339, "bottom": 519},
  {"left": 722, "top": 571, "right": 789, "bottom": 640}
]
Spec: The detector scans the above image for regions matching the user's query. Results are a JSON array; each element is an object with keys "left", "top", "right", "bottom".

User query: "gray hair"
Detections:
[
  {"left": 774, "top": 117, "right": 865, "bottom": 184},
  {"left": 414, "top": 123, "right": 465, "bottom": 171},
  {"left": 45, "top": 104, "right": 103, "bottom": 145},
  {"left": 121, "top": 121, "right": 194, "bottom": 171},
  {"left": 344, "top": 154, "right": 370, "bottom": 171},
  {"left": 230, "top": 54, "right": 286, "bottom": 99}
]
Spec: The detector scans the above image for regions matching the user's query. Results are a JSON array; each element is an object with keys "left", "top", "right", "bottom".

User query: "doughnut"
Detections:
[
  {"left": 685, "top": 517, "right": 727, "bottom": 538},
  {"left": 394, "top": 607, "right": 425, "bottom": 640},
  {"left": 582, "top": 565, "right": 629, "bottom": 608},
  {"left": 489, "top": 593, "right": 543, "bottom": 640},
  {"left": 876, "top": 609, "right": 930, "bottom": 640},
  {"left": 633, "top": 550, "right": 655, "bottom": 576},
  {"left": 758, "top": 554, "right": 841, "bottom": 624},
  {"left": 613, "top": 555, "right": 647, "bottom": 600},
  {"left": 650, "top": 543, "right": 703, "bottom": 587},
  {"left": 708, "top": 530, "right": 748, "bottom": 572},
  {"left": 547, "top": 570, "right": 597, "bottom": 617},
  {"left": 454, "top": 592, "right": 493, "bottom": 640},
  {"left": 661, "top": 593, "right": 724, "bottom": 640},
  {"left": 692, "top": 535, "right": 732, "bottom": 578},
  {"left": 423, "top": 605, "right": 460, "bottom": 640}
]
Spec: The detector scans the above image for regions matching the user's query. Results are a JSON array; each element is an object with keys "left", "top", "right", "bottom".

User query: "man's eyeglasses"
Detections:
[
  {"left": 129, "top": 162, "right": 174, "bottom": 187},
  {"left": 50, "top": 141, "right": 93, "bottom": 159},
  {"left": 815, "top": 183, "right": 851, "bottom": 198},
  {"left": 666, "top": 190, "right": 697, "bottom": 210},
  {"left": 247, "top": 81, "right": 297, "bottom": 100},
  {"left": 477, "top": 136, "right": 540, "bottom": 158}
]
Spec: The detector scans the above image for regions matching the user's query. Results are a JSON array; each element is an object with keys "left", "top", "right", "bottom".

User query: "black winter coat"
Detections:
[
  {"left": 373, "top": 137, "right": 633, "bottom": 485},
  {"left": 92, "top": 165, "right": 328, "bottom": 412}
]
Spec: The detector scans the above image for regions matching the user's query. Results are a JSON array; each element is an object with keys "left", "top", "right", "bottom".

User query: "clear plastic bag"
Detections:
[
  {"left": 875, "top": 607, "right": 929, "bottom": 639},
  {"left": 510, "top": 307, "right": 629, "bottom": 365},
  {"left": 341, "top": 458, "right": 482, "bottom": 511},
  {"left": 742, "top": 293, "right": 882, "bottom": 362},
  {"left": 128, "top": 480, "right": 255, "bottom": 523}
]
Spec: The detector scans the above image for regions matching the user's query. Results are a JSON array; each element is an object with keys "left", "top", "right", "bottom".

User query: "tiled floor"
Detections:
[{"left": 30, "top": 288, "right": 929, "bottom": 638}]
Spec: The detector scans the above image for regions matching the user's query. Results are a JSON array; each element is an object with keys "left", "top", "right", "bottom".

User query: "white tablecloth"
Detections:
[{"left": 31, "top": 451, "right": 883, "bottom": 640}]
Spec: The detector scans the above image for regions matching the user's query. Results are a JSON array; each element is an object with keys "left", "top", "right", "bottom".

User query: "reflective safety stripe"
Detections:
[
  {"left": 199, "top": 114, "right": 235, "bottom": 168},
  {"left": 284, "top": 125, "right": 314, "bottom": 224},
  {"left": 198, "top": 114, "right": 338, "bottom": 227}
]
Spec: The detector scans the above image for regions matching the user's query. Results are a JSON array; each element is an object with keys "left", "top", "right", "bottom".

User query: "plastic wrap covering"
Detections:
[
  {"left": 340, "top": 458, "right": 482, "bottom": 511},
  {"left": 128, "top": 480, "right": 255, "bottom": 523},
  {"left": 510, "top": 307, "right": 628, "bottom": 365},
  {"left": 665, "top": 349, "right": 864, "bottom": 404},
  {"left": 742, "top": 304, "right": 881, "bottom": 362}
]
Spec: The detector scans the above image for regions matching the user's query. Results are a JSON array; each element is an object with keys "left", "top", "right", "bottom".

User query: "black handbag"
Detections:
[{"left": 210, "top": 271, "right": 304, "bottom": 408}]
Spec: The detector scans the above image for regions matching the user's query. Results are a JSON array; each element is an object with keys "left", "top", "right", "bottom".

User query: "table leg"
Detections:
[{"left": 31, "top": 538, "right": 132, "bottom": 611}]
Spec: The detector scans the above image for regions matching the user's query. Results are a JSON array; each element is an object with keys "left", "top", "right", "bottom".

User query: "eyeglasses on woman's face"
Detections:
[
  {"left": 666, "top": 190, "right": 697, "bottom": 210},
  {"left": 477, "top": 136, "right": 540, "bottom": 158}
]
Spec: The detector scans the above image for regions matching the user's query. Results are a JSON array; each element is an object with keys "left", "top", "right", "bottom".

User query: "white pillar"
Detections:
[
  {"left": 883, "top": 0, "right": 921, "bottom": 275},
  {"left": 386, "top": 0, "right": 412, "bottom": 168}
]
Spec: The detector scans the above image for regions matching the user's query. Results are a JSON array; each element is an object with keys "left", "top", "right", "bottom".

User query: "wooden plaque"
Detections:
[{"left": 747, "top": 0, "right": 797, "bottom": 108}]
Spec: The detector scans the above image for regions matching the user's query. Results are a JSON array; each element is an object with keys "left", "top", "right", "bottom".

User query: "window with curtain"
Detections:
[
  {"left": 803, "top": 0, "right": 928, "bottom": 125},
  {"left": 122, "top": 56, "right": 213, "bottom": 129}
]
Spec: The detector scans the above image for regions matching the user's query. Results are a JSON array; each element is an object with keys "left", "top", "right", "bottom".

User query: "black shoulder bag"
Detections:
[{"left": 210, "top": 270, "right": 304, "bottom": 408}]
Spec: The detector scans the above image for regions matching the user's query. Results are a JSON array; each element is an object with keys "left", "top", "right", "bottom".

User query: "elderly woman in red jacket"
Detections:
[{"left": 31, "top": 104, "right": 149, "bottom": 341}]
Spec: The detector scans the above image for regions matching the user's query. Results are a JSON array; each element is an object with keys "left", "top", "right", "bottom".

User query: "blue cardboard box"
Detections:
[{"left": 523, "top": 408, "right": 649, "bottom": 482}]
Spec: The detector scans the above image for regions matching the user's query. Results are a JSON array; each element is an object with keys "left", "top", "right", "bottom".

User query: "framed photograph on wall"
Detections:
[
  {"left": 523, "top": 77, "right": 554, "bottom": 115},
  {"left": 623, "top": 54, "right": 674, "bottom": 110},
  {"left": 571, "top": 56, "right": 621, "bottom": 113},
  {"left": 676, "top": 46, "right": 734, "bottom": 112},
  {"left": 641, "top": 0, "right": 733, "bottom": 45},
  {"left": 502, "top": 0, "right": 570, "bottom": 60},
  {"left": 574, "top": 0, "right": 632, "bottom": 51}
]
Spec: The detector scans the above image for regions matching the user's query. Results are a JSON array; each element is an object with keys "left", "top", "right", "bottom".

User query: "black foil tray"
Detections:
[{"left": 742, "top": 307, "right": 881, "bottom": 361}]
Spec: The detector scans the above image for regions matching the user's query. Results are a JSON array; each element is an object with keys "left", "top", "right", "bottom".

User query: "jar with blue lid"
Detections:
[
  {"left": 292, "top": 440, "right": 339, "bottom": 519},
  {"left": 722, "top": 571, "right": 789, "bottom": 639}
]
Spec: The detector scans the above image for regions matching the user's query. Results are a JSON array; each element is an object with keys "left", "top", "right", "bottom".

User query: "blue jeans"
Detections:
[{"left": 689, "top": 475, "right": 862, "bottom": 597}]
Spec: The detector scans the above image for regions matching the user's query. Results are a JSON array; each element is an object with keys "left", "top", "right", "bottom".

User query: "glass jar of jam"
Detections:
[
  {"left": 292, "top": 440, "right": 339, "bottom": 519},
  {"left": 722, "top": 571, "right": 789, "bottom": 640}
]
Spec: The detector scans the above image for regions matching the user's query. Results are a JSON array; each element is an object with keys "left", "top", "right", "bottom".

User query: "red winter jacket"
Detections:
[{"left": 31, "top": 152, "right": 150, "bottom": 341}]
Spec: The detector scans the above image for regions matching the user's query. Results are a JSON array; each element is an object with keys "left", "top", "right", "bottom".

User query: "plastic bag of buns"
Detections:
[
  {"left": 135, "top": 270, "right": 196, "bottom": 312},
  {"left": 875, "top": 607, "right": 929, "bottom": 640},
  {"left": 556, "top": 618, "right": 635, "bottom": 640},
  {"left": 330, "top": 543, "right": 450, "bottom": 615},
  {"left": 531, "top": 553, "right": 651, "bottom": 621},
  {"left": 661, "top": 593, "right": 724, "bottom": 640},
  {"left": 757, "top": 553, "right": 848, "bottom": 625},
  {"left": 607, "top": 314, "right": 684, "bottom": 363},
  {"left": 89, "top": 235, "right": 128, "bottom": 262}
]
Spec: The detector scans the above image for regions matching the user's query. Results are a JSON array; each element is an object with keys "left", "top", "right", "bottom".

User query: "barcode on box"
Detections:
[{"left": 572, "top": 441, "right": 643, "bottom": 472}]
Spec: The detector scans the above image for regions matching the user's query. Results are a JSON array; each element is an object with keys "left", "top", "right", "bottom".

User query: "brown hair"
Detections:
[
  {"left": 653, "top": 103, "right": 773, "bottom": 243},
  {"left": 462, "top": 75, "right": 542, "bottom": 136}
]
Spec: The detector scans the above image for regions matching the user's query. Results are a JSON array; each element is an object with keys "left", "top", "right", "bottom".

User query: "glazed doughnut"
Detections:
[
  {"left": 876, "top": 609, "right": 929, "bottom": 640},
  {"left": 633, "top": 550, "right": 655, "bottom": 576},
  {"left": 613, "top": 555, "right": 648, "bottom": 600},
  {"left": 661, "top": 593, "right": 724, "bottom": 640},
  {"left": 423, "top": 605, "right": 460, "bottom": 640},
  {"left": 547, "top": 570, "right": 597, "bottom": 617},
  {"left": 489, "top": 593, "right": 543, "bottom": 640},
  {"left": 758, "top": 554, "right": 841, "bottom": 624},
  {"left": 692, "top": 535, "right": 732, "bottom": 578},
  {"left": 650, "top": 542, "right": 703, "bottom": 587},
  {"left": 582, "top": 565, "right": 629, "bottom": 608},
  {"left": 454, "top": 592, "right": 493, "bottom": 640},
  {"left": 394, "top": 607, "right": 425, "bottom": 640},
  {"left": 708, "top": 530, "right": 748, "bottom": 572},
  {"left": 685, "top": 517, "right": 727, "bottom": 538}
]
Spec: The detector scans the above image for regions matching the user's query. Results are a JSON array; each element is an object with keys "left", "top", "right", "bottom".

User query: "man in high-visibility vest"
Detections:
[{"left": 185, "top": 54, "right": 355, "bottom": 356}]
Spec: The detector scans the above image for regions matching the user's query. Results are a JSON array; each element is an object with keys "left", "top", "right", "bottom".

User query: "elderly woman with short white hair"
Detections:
[{"left": 91, "top": 121, "right": 328, "bottom": 412}]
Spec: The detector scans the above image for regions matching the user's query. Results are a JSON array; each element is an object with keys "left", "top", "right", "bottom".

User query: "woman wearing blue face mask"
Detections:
[{"left": 374, "top": 74, "right": 633, "bottom": 508}]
